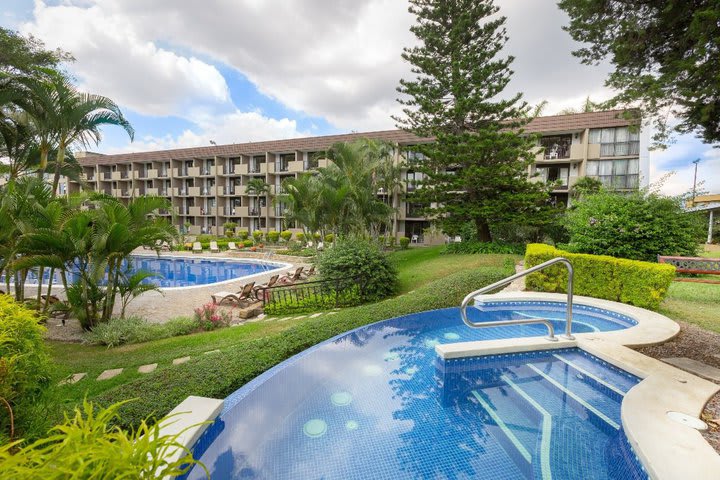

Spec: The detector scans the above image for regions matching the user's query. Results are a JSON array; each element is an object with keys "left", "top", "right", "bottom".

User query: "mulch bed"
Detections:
[{"left": 634, "top": 321, "right": 720, "bottom": 453}]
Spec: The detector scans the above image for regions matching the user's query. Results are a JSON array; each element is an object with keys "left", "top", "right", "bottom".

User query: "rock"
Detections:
[{"left": 97, "top": 368, "right": 123, "bottom": 381}]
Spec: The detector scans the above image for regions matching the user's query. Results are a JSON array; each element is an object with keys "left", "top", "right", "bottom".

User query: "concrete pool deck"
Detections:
[{"left": 436, "top": 291, "right": 720, "bottom": 480}]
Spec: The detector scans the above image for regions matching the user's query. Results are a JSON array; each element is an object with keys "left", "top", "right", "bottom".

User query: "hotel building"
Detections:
[{"left": 63, "top": 110, "right": 649, "bottom": 243}]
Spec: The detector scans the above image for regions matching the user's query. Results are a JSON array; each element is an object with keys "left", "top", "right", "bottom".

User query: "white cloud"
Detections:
[
  {"left": 21, "top": 1, "right": 230, "bottom": 119},
  {"left": 105, "top": 109, "right": 307, "bottom": 154}
]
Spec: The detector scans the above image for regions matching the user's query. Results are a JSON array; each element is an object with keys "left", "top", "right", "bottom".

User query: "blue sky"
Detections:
[{"left": 3, "top": 0, "right": 718, "bottom": 195}]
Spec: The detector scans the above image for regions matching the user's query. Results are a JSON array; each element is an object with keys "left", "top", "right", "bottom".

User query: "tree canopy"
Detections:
[
  {"left": 395, "top": 0, "right": 552, "bottom": 242},
  {"left": 559, "top": 0, "right": 720, "bottom": 145}
]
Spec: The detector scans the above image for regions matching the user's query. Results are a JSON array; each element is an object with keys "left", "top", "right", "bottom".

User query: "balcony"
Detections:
[
  {"left": 111, "top": 171, "right": 122, "bottom": 180},
  {"left": 120, "top": 171, "right": 130, "bottom": 180},
  {"left": 188, "top": 167, "right": 201, "bottom": 177},
  {"left": 146, "top": 188, "right": 159, "bottom": 196},
  {"left": 274, "top": 207, "right": 288, "bottom": 217},
  {"left": 174, "top": 187, "right": 189, "bottom": 196},
  {"left": 249, "top": 163, "right": 266, "bottom": 174},
  {"left": 200, "top": 167, "right": 212, "bottom": 176},
  {"left": 224, "top": 164, "right": 247, "bottom": 175},
  {"left": 102, "top": 171, "right": 112, "bottom": 180},
  {"left": 188, "top": 186, "right": 201, "bottom": 196},
  {"left": 175, "top": 168, "right": 189, "bottom": 177},
  {"left": 200, "top": 186, "right": 215, "bottom": 196},
  {"left": 158, "top": 169, "right": 169, "bottom": 178},
  {"left": 223, "top": 206, "right": 248, "bottom": 217},
  {"left": 147, "top": 169, "right": 158, "bottom": 179},
  {"left": 248, "top": 207, "right": 267, "bottom": 217},
  {"left": 569, "top": 144, "right": 585, "bottom": 160},
  {"left": 189, "top": 206, "right": 202, "bottom": 216},
  {"left": 288, "top": 160, "right": 304, "bottom": 173},
  {"left": 159, "top": 189, "right": 170, "bottom": 197}
]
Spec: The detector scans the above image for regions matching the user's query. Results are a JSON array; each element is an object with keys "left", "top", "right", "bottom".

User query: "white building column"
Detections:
[{"left": 708, "top": 209, "right": 715, "bottom": 244}]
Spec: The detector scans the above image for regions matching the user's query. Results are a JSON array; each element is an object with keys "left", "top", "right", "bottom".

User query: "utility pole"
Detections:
[{"left": 692, "top": 158, "right": 700, "bottom": 202}]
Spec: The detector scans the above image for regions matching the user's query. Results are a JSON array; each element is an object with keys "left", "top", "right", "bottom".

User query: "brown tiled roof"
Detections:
[
  {"left": 78, "top": 110, "right": 638, "bottom": 166},
  {"left": 523, "top": 109, "right": 638, "bottom": 133},
  {"left": 79, "top": 130, "right": 424, "bottom": 165}
]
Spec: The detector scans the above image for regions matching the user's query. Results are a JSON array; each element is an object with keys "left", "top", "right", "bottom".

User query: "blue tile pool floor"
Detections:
[{"left": 185, "top": 306, "right": 646, "bottom": 479}]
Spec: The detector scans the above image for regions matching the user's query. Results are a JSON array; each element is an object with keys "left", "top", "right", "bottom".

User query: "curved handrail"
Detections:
[{"left": 459, "top": 257, "right": 575, "bottom": 341}]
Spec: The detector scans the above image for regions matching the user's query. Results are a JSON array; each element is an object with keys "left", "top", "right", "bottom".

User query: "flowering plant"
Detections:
[{"left": 193, "top": 302, "right": 232, "bottom": 330}]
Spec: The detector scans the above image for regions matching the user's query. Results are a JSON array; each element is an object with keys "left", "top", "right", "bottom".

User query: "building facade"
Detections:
[{"left": 64, "top": 110, "right": 648, "bottom": 243}]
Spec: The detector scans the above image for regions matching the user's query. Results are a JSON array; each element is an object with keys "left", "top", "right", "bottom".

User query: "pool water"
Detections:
[
  {"left": 185, "top": 304, "right": 645, "bottom": 479},
  {"left": 11, "top": 255, "right": 282, "bottom": 288}
]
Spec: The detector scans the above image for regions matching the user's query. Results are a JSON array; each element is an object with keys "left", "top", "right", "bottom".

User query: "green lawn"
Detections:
[
  {"left": 389, "top": 245, "right": 519, "bottom": 294},
  {"left": 660, "top": 281, "right": 720, "bottom": 333}
]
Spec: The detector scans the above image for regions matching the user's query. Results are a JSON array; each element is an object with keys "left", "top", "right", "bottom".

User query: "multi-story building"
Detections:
[{"left": 63, "top": 110, "right": 648, "bottom": 243}]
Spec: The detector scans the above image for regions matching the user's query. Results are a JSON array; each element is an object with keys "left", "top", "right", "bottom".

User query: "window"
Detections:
[
  {"left": 405, "top": 148, "right": 426, "bottom": 163},
  {"left": 279, "top": 153, "right": 294, "bottom": 172},
  {"left": 536, "top": 165, "right": 569, "bottom": 187},
  {"left": 586, "top": 158, "right": 639, "bottom": 189},
  {"left": 405, "top": 170, "right": 424, "bottom": 191},
  {"left": 306, "top": 151, "right": 321, "bottom": 169},
  {"left": 589, "top": 127, "right": 640, "bottom": 157}
]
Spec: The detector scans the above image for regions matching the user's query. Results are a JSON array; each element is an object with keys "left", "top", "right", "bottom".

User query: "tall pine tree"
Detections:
[{"left": 395, "top": 0, "right": 551, "bottom": 242}]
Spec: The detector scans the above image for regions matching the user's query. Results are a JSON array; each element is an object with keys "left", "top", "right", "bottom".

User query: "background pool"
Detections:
[
  {"left": 11, "top": 255, "right": 282, "bottom": 288},
  {"left": 185, "top": 304, "right": 644, "bottom": 479}
]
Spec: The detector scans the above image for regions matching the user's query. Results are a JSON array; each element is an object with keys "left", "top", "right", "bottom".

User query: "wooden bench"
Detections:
[{"left": 658, "top": 255, "right": 720, "bottom": 284}]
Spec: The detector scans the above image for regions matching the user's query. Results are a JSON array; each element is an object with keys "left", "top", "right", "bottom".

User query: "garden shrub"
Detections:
[
  {"left": 267, "top": 230, "right": 280, "bottom": 243},
  {"left": 0, "top": 401, "right": 201, "bottom": 478},
  {"left": 193, "top": 303, "right": 232, "bottom": 331},
  {"left": 524, "top": 243, "right": 676, "bottom": 310},
  {"left": 565, "top": 191, "right": 704, "bottom": 261},
  {"left": 445, "top": 240, "right": 524, "bottom": 255},
  {"left": 252, "top": 230, "right": 264, "bottom": 244},
  {"left": 223, "top": 222, "right": 237, "bottom": 238},
  {"left": 387, "top": 236, "right": 396, "bottom": 248},
  {"left": 242, "top": 239, "right": 254, "bottom": 248},
  {"left": 0, "top": 296, "right": 50, "bottom": 438},
  {"left": 95, "top": 264, "right": 513, "bottom": 429},
  {"left": 399, "top": 237, "right": 410, "bottom": 249},
  {"left": 324, "top": 233, "right": 335, "bottom": 244},
  {"left": 317, "top": 237, "right": 398, "bottom": 300},
  {"left": 195, "top": 234, "right": 214, "bottom": 243},
  {"left": 264, "top": 286, "right": 361, "bottom": 315},
  {"left": 84, "top": 316, "right": 200, "bottom": 347},
  {"left": 280, "top": 230, "right": 293, "bottom": 242},
  {"left": 313, "top": 232, "right": 321, "bottom": 242},
  {"left": 237, "top": 230, "right": 249, "bottom": 241},
  {"left": 296, "top": 232, "right": 306, "bottom": 244}
]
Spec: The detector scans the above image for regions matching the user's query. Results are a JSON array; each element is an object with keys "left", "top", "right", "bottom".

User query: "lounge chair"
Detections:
[
  {"left": 227, "top": 242, "right": 238, "bottom": 251},
  {"left": 193, "top": 242, "right": 202, "bottom": 253},
  {"left": 41, "top": 294, "right": 61, "bottom": 305},
  {"left": 253, "top": 274, "right": 280, "bottom": 301},
  {"left": 209, "top": 241, "right": 220, "bottom": 253},
  {"left": 278, "top": 267, "right": 304, "bottom": 285},
  {"left": 211, "top": 282, "right": 256, "bottom": 306},
  {"left": 299, "top": 265, "right": 316, "bottom": 279}
]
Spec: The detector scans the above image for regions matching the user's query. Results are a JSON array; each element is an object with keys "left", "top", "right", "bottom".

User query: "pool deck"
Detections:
[
  {"left": 436, "top": 291, "right": 720, "bottom": 480},
  {"left": 40, "top": 250, "right": 309, "bottom": 328}
]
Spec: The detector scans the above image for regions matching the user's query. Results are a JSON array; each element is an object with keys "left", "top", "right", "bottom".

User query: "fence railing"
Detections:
[{"left": 260, "top": 276, "right": 366, "bottom": 312}]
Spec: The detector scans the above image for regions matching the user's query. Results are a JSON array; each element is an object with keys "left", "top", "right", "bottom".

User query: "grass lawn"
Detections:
[
  {"left": 389, "top": 245, "right": 519, "bottom": 294},
  {"left": 660, "top": 281, "right": 720, "bottom": 334}
]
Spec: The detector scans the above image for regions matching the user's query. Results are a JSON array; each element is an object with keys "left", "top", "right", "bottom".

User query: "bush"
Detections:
[
  {"left": 0, "top": 296, "right": 50, "bottom": 438},
  {"left": 524, "top": 243, "right": 676, "bottom": 310},
  {"left": 237, "top": 230, "right": 249, "bottom": 241},
  {"left": 387, "top": 236, "right": 396, "bottom": 248},
  {"left": 445, "top": 241, "right": 524, "bottom": 255},
  {"left": 94, "top": 264, "right": 513, "bottom": 429},
  {"left": 0, "top": 401, "right": 200, "bottom": 478},
  {"left": 84, "top": 316, "right": 200, "bottom": 347},
  {"left": 195, "top": 234, "right": 213, "bottom": 243},
  {"left": 317, "top": 237, "right": 398, "bottom": 300},
  {"left": 324, "top": 233, "right": 335, "bottom": 244},
  {"left": 252, "top": 230, "right": 264, "bottom": 244},
  {"left": 313, "top": 232, "right": 321, "bottom": 242},
  {"left": 399, "top": 237, "right": 411, "bottom": 249},
  {"left": 280, "top": 230, "right": 293, "bottom": 242},
  {"left": 566, "top": 191, "right": 704, "bottom": 261},
  {"left": 264, "top": 286, "right": 361, "bottom": 315},
  {"left": 242, "top": 239, "right": 254, "bottom": 248},
  {"left": 193, "top": 303, "right": 232, "bottom": 331},
  {"left": 223, "top": 222, "right": 237, "bottom": 238},
  {"left": 296, "top": 232, "right": 306, "bottom": 244},
  {"left": 267, "top": 230, "right": 280, "bottom": 243}
]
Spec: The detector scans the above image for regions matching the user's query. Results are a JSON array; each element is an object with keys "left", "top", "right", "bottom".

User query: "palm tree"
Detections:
[
  {"left": 12, "top": 72, "right": 134, "bottom": 192},
  {"left": 278, "top": 174, "right": 323, "bottom": 237},
  {"left": 246, "top": 178, "right": 270, "bottom": 234}
]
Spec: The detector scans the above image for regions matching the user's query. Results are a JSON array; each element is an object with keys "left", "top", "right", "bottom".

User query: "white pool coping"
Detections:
[{"left": 435, "top": 291, "right": 720, "bottom": 480}]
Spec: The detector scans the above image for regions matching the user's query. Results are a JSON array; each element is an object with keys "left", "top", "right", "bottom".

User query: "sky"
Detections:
[{"left": 2, "top": 0, "right": 718, "bottom": 195}]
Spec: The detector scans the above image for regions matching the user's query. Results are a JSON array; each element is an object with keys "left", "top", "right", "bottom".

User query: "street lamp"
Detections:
[{"left": 692, "top": 158, "right": 700, "bottom": 202}]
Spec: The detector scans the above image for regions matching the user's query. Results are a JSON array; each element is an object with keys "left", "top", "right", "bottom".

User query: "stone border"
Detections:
[{"left": 435, "top": 292, "right": 720, "bottom": 480}]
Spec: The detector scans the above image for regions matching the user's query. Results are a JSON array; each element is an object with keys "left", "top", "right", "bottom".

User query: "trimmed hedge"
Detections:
[
  {"left": 524, "top": 243, "right": 675, "bottom": 310},
  {"left": 94, "top": 264, "right": 513, "bottom": 429}
]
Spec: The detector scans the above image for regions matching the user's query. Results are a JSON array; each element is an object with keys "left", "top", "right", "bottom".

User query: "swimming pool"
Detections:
[
  {"left": 184, "top": 303, "right": 646, "bottom": 479},
  {"left": 13, "top": 255, "right": 285, "bottom": 288}
]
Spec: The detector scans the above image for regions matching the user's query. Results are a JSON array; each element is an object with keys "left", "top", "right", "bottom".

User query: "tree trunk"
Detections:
[
  {"left": 43, "top": 267, "right": 55, "bottom": 313},
  {"left": 51, "top": 147, "right": 65, "bottom": 196},
  {"left": 475, "top": 218, "right": 492, "bottom": 242},
  {"left": 36, "top": 267, "right": 44, "bottom": 304}
]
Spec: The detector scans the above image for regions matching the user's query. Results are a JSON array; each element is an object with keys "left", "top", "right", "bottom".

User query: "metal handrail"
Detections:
[{"left": 459, "top": 257, "right": 575, "bottom": 341}]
